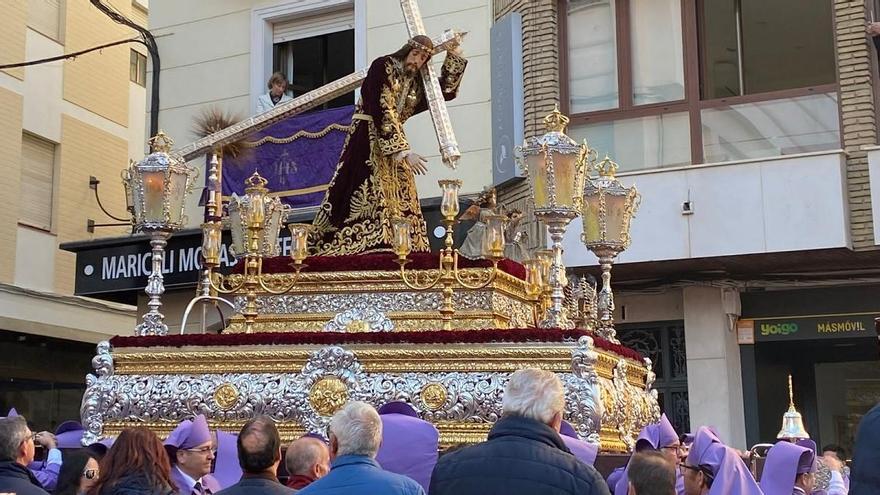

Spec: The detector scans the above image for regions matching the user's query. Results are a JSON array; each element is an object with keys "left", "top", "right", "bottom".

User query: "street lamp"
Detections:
[
  {"left": 580, "top": 155, "right": 640, "bottom": 341},
  {"left": 519, "top": 105, "right": 593, "bottom": 329},
  {"left": 122, "top": 131, "right": 198, "bottom": 336}
]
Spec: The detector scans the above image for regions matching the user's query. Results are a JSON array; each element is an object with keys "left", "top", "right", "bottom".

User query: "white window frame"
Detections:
[{"left": 250, "top": 0, "right": 366, "bottom": 111}]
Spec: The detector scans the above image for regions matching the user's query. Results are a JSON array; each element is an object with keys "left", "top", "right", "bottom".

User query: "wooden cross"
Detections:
[{"left": 400, "top": 0, "right": 462, "bottom": 169}]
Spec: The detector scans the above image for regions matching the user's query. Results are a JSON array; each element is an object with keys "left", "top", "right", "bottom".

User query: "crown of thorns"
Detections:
[{"left": 407, "top": 38, "right": 434, "bottom": 54}]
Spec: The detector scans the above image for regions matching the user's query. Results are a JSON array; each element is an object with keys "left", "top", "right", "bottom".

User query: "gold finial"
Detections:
[
  {"left": 148, "top": 130, "right": 174, "bottom": 153},
  {"left": 244, "top": 171, "right": 269, "bottom": 193},
  {"left": 543, "top": 104, "right": 570, "bottom": 133},
  {"left": 596, "top": 155, "right": 619, "bottom": 178}
]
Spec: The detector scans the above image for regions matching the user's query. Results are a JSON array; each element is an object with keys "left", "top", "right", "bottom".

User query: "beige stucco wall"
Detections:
[
  {"left": 0, "top": 87, "right": 24, "bottom": 284},
  {"left": 0, "top": 0, "right": 27, "bottom": 80},
  {"left": 63, "top": 0, "right": 132, "bottom": 126},
  {"left": 0, "top": 1, "right": 144, "bottom": 339},
  {"left": 56, "top": 116, "right": 131, "bottom": 293}
]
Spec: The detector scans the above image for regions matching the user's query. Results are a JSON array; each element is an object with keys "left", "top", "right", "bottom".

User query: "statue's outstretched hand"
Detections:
[{"left": 395, "top": 150, "right": 428, "bottom": 175}]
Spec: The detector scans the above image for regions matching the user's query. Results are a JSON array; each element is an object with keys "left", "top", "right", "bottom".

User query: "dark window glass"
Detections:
[
  {"left": 700, "top": 0, "right": 835, "bottom": 99},
  {"left": 273, "top": 30, "right": 355, "bottom": 109}
]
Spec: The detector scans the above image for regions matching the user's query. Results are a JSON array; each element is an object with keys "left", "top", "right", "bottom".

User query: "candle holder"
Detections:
[
  {"left": 183, "top": 172, "right": 307, "bottom": 333},
  {"left": 393, "top": 180, "right": 504, "bottom": 331}
]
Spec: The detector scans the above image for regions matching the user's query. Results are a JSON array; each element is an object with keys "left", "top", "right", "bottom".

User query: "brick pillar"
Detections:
[
  {"left": 835, "top": 0, "right": 879, "bottom": 249},
  {"left": 493, "top": 0, "right": 560, "bottom": 250}
]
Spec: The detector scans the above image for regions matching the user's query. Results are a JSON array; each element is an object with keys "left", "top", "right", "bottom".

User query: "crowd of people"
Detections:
[{"left": 1, "top": 368, "right": 877, "bottom": 495}]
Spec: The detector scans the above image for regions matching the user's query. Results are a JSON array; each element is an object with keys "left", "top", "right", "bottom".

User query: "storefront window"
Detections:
[
  {"left": 815, "top": 361, "right": 880, "bottom": 457},
  {"left": 701, "top": 92, "right": 840, "bottom": 163},
  {"left": 567, "top": 0, "right": 618, "bottom": 113},
  {"left": 630, "top": 0, "right": 685, "bottom": 105},
  {"left": 569, "top": 112, "right": 691, "bottom": 172},
  {"left": 699, "top": 0, "right": 836, "bottom": 99}
]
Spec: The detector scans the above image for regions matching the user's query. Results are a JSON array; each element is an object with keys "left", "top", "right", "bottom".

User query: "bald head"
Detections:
[
  {"left": 285, "top": 437, "right": 330, "bottom": 480},
  {"left": 237, "top": 416, "right": 281, "bottom": 474}
]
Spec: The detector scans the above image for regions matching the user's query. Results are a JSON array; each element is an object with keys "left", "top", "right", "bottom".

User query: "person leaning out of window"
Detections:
[{"left": 256, "top": 72, "right": 293, "bottom": 115}]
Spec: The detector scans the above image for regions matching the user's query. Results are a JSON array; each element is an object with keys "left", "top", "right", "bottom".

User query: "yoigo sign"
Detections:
[
  {"left": 759, "top": 322, "right": 799, "bottom": 337},
  {"left": 752, "top": 313, "right": 876, "bottom": 342}
]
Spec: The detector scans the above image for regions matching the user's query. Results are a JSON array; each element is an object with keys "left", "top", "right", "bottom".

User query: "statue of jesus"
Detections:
[{"left": 310, "top": 35, "right": 467, "bottom": 256}]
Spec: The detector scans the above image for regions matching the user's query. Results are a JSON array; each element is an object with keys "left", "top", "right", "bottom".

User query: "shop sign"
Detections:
[
  {"left": 750, "top": 313, "right": 877, "bottom": 342},
  {"left": 73, "top": 230, "right": 295, "bottom": 295}
]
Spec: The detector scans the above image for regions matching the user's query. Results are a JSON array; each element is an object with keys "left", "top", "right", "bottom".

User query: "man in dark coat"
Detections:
[
  {"left": 215, "top": 416, "right": 294, "bottom": 495},
  {"left": 0, "top": 415, "right": 50, "bottom": 495},
  {"left": 429, "top": 368, "right": 610, "bottom": 495},
  {"left": 850, "top": 402, "right": 880, "bottom": 494}
]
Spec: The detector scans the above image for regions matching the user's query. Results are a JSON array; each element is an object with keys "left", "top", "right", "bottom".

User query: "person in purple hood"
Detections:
[
  {"left": 375, "top": 402, "right": 438, "bottom": 491},
  {"left": 681, "top": 426, "right": 763, "bottom": 495},
  {"left": 613, "top": 414, "right": 683, "bottom": 495},
  {"left": 760, "top": 441, "right": 816, "bottom": 495},
  {"left": 164, "top": 415, "right": 222, "bottom": 495}
]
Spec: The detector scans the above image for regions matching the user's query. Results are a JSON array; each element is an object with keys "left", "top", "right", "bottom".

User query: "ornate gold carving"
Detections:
[
  {"left": 345, "top": 320, "right": 371, "bottom": 333},
  {"left": 113, "top": 344, "right": 648, "bottom": 378},
  {"left": 309, "top": 377, "right": 349, "bottom": 416},
  {"left": 213, "top": 383, "right": 240, "bottom": 410},
  {"left": 420, "top": 382, "right": 448, "bottom": 411},
  {"left": 102, "top": 418, "right": 628, "bottom": 453}
]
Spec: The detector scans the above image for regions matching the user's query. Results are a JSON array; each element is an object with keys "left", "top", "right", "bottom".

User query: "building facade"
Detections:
[
  {"left": 495, "top": 0, "right": 880, "bottom": 452},
  {"left": 0, "top": 0, "right": 148, "bottom": 427}
]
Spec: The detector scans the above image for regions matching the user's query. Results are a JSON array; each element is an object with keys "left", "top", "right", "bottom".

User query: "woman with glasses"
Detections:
[
  {"left": 55, "top": 450, "right": 99, "bottom": 495},
  {"left": 87, "top": 427, "right": 174, "bottom": 495}
]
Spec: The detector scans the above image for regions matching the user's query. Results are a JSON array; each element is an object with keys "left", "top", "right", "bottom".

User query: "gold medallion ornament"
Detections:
[
  {"left": 213, "top": 383, "right": 240, "bottom": 410},
  {"left": 420, "top": 382, "right": 448, "bottom": 411},
  {"left": 309, "top": 377, "right": 349, "bottom": 416},
  {"left": 345, "top": 320, "right": 370, "bottom": 333}
]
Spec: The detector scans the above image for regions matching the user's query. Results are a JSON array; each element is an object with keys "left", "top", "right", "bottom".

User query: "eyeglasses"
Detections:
[
  {"left": 660, "top": 445, "right": 683, "bottom": 453},
  {"left": 184, "top": 446, "right": 216, "bottom": 455},
  {"left": 82, "top": 469, "right": 99, "bottom": 480},
  {"left": 679, "top": 464, "right": 701, "bottom": 476}
]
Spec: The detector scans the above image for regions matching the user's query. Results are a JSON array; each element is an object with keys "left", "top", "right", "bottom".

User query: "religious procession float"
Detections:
[{"left": 79, "top": 2, "right": 658, "bottom": 455}]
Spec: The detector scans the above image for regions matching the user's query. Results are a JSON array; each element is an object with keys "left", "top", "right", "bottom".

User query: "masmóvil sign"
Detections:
[{"left": 753, "top": 313, "right": 876, "bottom": 342}]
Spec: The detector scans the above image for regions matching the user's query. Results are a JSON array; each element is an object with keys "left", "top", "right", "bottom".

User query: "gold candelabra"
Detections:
[
  {"left": 186, "top": 170, "right": 309, "bottom": 333},
  {"left": 391, "top": 180, "right": 505, "bottom": 331}
]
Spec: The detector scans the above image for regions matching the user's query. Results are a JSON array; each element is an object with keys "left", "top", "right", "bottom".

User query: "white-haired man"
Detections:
[
  {"left": 430, "top": 368, "right": 610, "bottom": 495},
  {"left": 298, "top": 401, "right": 424, "bottom": 495}
]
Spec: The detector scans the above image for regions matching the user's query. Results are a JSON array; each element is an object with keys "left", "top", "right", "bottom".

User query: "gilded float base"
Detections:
[{"left": 81, "top": 337, "right": 659, "bottom": 454}]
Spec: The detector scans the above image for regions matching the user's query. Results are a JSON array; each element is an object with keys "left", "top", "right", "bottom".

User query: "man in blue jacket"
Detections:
[
  {"left": 299, "top": 401, "right": 424, "bottom": 495},
  {"left": 429, "top": 368, "right": 610, "bottom": 495}
]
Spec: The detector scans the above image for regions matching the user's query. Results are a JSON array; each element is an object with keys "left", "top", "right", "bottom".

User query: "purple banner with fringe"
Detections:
[{"left": 222, "top": 105, "right": 354, "bottom": 209}]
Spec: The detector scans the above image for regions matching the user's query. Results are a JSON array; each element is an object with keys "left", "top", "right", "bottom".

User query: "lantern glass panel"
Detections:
[
  {"left": 604, "top": 193, "right": 628, "bottom": 243},
  {"left": 581, "top": 194, "right": 603, "bottom": 244},
  {"left": 263, "top": 201, "right": 283, "bottom": 256},
  {"left": 526, "top": 151, "right": 549, "bottom": 209},
  {"left": 228, "top": 201, "right": 246, "bottom": 258},
  {"left": 549, "top": 150, "right": 578, "bottom": 208},
  {"left": 166, "top": 170, "right": 188, "bottom": 225},
  {"left": 142, "top": 170, "right": 166, "bottom": 223}
]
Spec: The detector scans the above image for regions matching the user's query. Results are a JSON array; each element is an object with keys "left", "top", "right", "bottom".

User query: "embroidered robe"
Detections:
[{"left": 310, "top": 52, "right": 467, "bottom": 255}]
